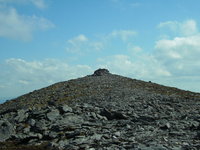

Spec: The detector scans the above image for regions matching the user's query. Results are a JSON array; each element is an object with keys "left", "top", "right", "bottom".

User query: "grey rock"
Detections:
[
  {"left": 48, "top": 131, "right": 58, "bottom": 139},
  {"left": 31, "top": 109, "right": 48, "bottom": 119},
  {"left": 29, "top": 132, "right": 43, "bottom": 140},
  {"left": 23, "top": 126, "right": 31, "bottom": 134},
  {"left": 13, "top": 132, "right": 43, "bottom": 141},
  {"left": 58, "top": 105, "right": 72, "bottom": 113},
  {"left": 59, "top": 115, "right": 83, "bottom": 125},
  {"left": 0, "top": 120, "right": 14, "bottom": 142},
  {"left": 171, "top": 147, "right": 182, "bottom": 150},
  {"left": 46, "top": 108, "right": 60, "bottom": 121},
  {"left": 28, "top": 118, "right": 36, "bottom": 126},
  {"left": 58, "top": 139, "right": 69, "bottom": 149},
  {"left": 114, "top": 131, "right": 121, "bottom": 137},
  {"left": 51, "top": 115, "right": 83, "bottom": 131},
  {"left": 72, "top": 136, "right": 89, "bottom": 145},
  {"left": 90, "top": 112, "right": 97, "bottom": 118},
  {"left": 96, "top": 113, "right": 108, "bottom": 120},
  {"left": 93, "top": 68, "right": 110, "bottom": 76},
  {"left": 160, "top": 122, "right": 171, "bottom": 130},
  {"left": 65, "top": 131, "right": 81, "bottom": 139},
  {"left": 34, "top": 119, "right": 48, "bottom": 131},
  {"left": 90, "top": 134, "right": 102, "bottom": 141},
  {"left": 100, "top": 109, "right": 127, "bottom": 120},
  {"left": 15, "top": 109, "right": 28, "bottom": 123},
  {"left": 13, "top": 133, "right": 28, "bottom": 140},
  {"left": 138, "top": 145, "right": 168, "bottom": 150}
]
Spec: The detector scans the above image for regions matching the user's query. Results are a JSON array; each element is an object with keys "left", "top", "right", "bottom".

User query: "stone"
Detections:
[
  {"left": 0, "top": 120, "right": 14, "bottom": 142},
  {"left": 58, "top": 139, "right": 69, "bottom": 149},
  {"left": 90, "top": 112, "right": 98, "bottom": 119},
  {"left": 34, "top": 119, "right": 48, "bottom": 131},
  {"left": 14, "top": 109, "right": 28, "bottom": 123},
  {"left": 46, "top": 109, "right": 60, "bottom": 121},
  {"left": 138, "top": 144, "right": 168, "bottom": 150},
  {"left": 93, "top": 68, "right": 110, "bottom": 76},
  {"left": 114, "top": 131, "right": 121, "bottom": 137},
  {"left": 48, "top": 131, "right": 58, "bottom": 139},
  {"left": 51, "top": 115, "right": 83, "bottom": 131},
  {"left": 65, "top": 131, "right": 81, "bottom": 139},
  {"left": 96, "top": 113, "right": 108, "bottom": 120},
  {"left": 160, "top": 122, "right": 171, "bottom": 130},
  {"left": 31, "top": 109, "right": 47, "bottom": 119},
  {"left": 58, "top": 105, "right": 73, "bottom": 114},
  {"left": 28, "top": 118, "right": 36, "bottom": 127},
  {"left": 13, "top": 133, "right": 28, "bottom": 140},
  {"left": 23, "top": 126, "right": 31, "bottom": 134},
  {"left": 100, "top": 109, "right": 127, "bottom": 120},
  {"left": 90, "top": 134, "right": 102, "bottom": 141}
]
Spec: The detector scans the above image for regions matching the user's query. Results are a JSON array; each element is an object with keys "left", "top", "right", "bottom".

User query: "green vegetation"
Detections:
[{"left": 0, "top": 141, "right": 53, "bottom": 150}]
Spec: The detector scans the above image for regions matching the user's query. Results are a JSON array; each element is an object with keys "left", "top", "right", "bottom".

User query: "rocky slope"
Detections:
[{"left": 0, "top": 69, "right": 200, "bottom": 150}]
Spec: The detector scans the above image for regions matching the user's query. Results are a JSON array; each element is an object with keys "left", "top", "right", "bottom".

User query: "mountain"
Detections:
[
  {"left": 0, "top": 69, "right": 200, "bottom": 150},
  {"left": 0, "top": 98, "right": 12, "bottom": 104}
]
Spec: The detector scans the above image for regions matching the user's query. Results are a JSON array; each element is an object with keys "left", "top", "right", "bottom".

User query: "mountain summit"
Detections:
[{"left": 0, "top": 69, "right": 200, "bottom": 149}]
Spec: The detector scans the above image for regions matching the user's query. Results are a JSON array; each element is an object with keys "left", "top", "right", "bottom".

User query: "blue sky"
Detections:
[{"left": 1, "top": 0, "right": 200, "bottom": 102}]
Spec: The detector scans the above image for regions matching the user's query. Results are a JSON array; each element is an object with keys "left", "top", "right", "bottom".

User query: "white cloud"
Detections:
[
  {"left": 66, "top": 34, "right": 89, "bottom": 54},
  {"left": 0, "top": 58, "right": 93, "bottom": 98},
  {"left": 155, "top": 34, "right": 200, "bottom": 76},
  {"left": 181, "top": 20, "right": 198, "bottom": 36},
  {"left": 158, "top": 19, "right": 198, "bottom": 36},
  {"left": 30, "top": 0, "right": 46, "bottom": 9},
  {"left": 127, "top": 44, "right": 143, "bottom": 54},
  {"left": 66, "top": 34, "right": 104, "bottom": 54},
  {"left": 68, "top": 34, "right": 88, "bottom": 45},
  {"left": 158, "top": 21, "right": 179, "bottom": 31},
  {"left": 0, "top": 7, "right": 54, "bottom": 40},
  {"left": 154, "top": 19, "right": 200, "bottom": 92},
  {"left": 66, "top": 30, "right": 136, "bottom": 54},
  {"left": 98, "top": 54, "right": 171, "bottom": 80},
  {"left": 109, "top": 30, "right": 137, "bottom": 41},
  {"left": 0, "top": 0, "right": 46, "bottom": 9},
  {"left": 90, "top": 42, "right": 104, "bottom": 51}
]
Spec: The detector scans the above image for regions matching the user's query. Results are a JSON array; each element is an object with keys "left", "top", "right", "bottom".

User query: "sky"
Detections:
[{"left": 1, "top": 0, "right": 200, "bottom": 102}]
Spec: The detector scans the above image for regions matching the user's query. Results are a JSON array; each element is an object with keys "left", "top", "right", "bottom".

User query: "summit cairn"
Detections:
[{"left": 93, "top": 68, "right": 110, "bottom": 76}]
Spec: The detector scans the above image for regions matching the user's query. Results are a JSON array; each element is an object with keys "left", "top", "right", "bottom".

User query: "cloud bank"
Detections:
[{"left": 0, "top": 0, "right": 54, "bottom": 40}]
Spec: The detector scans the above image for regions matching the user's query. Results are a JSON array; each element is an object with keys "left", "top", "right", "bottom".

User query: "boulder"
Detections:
[
  {"left": 51, "top": 115, "right": 84, "bottom": 131},
  {"left": 46, "top": 108, "right": 60, "bottom": 121},
  {"left": 14, "top": 109, "right": 28, "bottom": 123},
  {"left": 100, "top": 109, "right": 127, "bottom": 120},
  {"left": 0, "top": 120, "right": 14, "bottom": 142},
  {"left": 28, "top": 118, "right": 36, "bottom": 126},
  {"left": 58, "top": 105, "right": 73, "bottom": 114}
]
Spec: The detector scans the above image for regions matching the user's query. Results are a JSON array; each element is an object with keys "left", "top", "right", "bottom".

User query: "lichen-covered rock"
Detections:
[
  {"left": 46, "top": 108, "right": 60, "bottom": 121},
  {"left": 14, "top": 109, "right": 28, "bottom": 123},
  {"left": 0, "top": 120, "right": 14, "bottom": 142}
]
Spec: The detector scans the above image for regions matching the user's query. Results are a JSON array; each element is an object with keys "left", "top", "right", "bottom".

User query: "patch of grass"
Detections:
[{"left": 0, "top": 141, "right": 55, "bottom": 150}]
